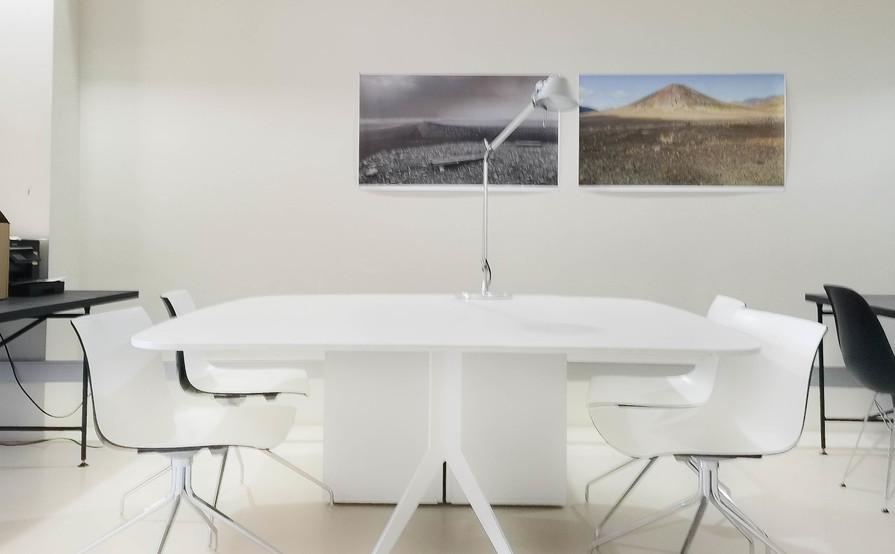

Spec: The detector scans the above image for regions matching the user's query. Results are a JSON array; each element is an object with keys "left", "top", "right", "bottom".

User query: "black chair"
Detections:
[{"left": 824, "top": 284, "right": 895, "bottom": 512}]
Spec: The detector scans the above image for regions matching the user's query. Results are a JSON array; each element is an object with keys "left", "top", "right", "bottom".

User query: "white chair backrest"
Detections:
[
  {"left": 162, "top": 289, "right": 197, "bottom": 316},
  {"left": 707, "top": 295, "right": 746, "bottom": 326},
  {"left": 661, "top": 295, "right": 748, "bottom": 406},
  {"left": 708, "top": 304, "right": 826, "bottom": 454},
  {"left": 160, "top": 290, "right": 210, "bottom": 382},
  {"left": 71, "top": 307, "right": 179, "bottom": 448}
]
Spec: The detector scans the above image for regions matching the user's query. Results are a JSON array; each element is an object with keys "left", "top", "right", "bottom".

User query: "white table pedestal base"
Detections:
[{"left": 372, "top": 351, "right": 512, "bottom": 554}]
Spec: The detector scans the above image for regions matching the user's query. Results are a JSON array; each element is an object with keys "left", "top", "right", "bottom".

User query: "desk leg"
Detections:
[
  {"left": 79, "top": 357, "right": 89, "bottom": 467},
  {"left": 371, "top": 352, "right": 512, "bottom": 554},
  {"left": 79, "top": 306, "right": 91, "bottom": 467},
  {"left": 816, "top": 303, "right": 827, "bottom": 456}
]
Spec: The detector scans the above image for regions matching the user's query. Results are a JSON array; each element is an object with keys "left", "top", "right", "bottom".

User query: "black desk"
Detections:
[
  {"left": 0, "top": 290, "right": 139, "bottom": 466},
  {"left": 805, "top": 293, "right": 895, "bottom": 454}
]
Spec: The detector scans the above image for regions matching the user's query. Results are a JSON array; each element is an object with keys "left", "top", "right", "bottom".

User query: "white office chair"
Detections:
[
  {"left": 119, "top": 290, "right": 333, "bottom": 518},
  {"left": 589, "top": 303, "right": 826, "bottom": 553},
  {"left": 583, "top": 295, "right": 746, "bottom": 527},
  {"left": 72, "top": 307, "right": 293, "bottom": 553}
]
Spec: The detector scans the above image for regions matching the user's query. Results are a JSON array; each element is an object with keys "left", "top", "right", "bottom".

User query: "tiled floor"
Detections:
[{"left": 0, "top": 427, "right": 893, "bottom": 553}]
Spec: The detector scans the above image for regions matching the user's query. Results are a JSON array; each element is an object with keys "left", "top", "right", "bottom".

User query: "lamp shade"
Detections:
[{"left": 533, "top": 75, "right": 578, "bottom": 112}]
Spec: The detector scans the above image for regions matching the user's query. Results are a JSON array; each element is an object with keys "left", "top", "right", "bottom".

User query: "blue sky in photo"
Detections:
[{"left": 579, "top": 74, "right": 785, "bottom": 111}]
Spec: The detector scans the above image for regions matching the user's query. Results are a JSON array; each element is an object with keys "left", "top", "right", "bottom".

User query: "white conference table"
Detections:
[{"left": 132, "top": 294, "right": 760, "bottom": 554}]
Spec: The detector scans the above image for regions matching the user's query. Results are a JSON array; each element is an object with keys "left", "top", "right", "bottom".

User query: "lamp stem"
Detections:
[{"left": 481, "top": 140, "right": 492, "bottom": 295}]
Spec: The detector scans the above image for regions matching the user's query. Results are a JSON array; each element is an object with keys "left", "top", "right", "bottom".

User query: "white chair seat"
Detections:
[
  {"left": 587, "top": 361, "right": 715, "bottom": 409},
  {"left": 589, "top": 401, "right": 791, "bottom": 459},
  {"left": 91, "top": 365, "right": 296, "bottom": 452},
  {"left": 193, "top": 361, "right": 310, "bottom": 396},
  {"left": 117, "top": 391, "right": 296, "bottom": 451},
  {"left": 590, "top": 332, "right": 823, "bottom": 458}
]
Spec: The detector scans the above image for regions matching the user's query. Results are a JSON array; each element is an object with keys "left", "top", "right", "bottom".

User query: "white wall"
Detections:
[
  {"left": 0, "top": 1, "right": 80, "bottom": 360},
  {"left": 0, "top": 0, "right": 55, "bottom": 362},
  {"left": 0, "top": 0, "right": 54, "bottom": 240},
  {"left": 46, "top": 0, "right": 83, "bottom": 360},
  {"left": 0, "top": 0, "right": 81, "bottom": 433},
  {"left": 74, "top": 0, "right": 895, "bottom": 338}
]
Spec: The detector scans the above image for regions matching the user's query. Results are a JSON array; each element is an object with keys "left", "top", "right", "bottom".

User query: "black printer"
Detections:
[
  {"left": 8, "top": 239, "right": 62, "bottom": 296},
  {"left": 9, "top": 239, "right": 41, "bottom": 282}
]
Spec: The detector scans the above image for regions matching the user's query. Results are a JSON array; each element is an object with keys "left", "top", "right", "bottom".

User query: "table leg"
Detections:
[
  {"left": 371, "top": 352, "right": 512, "bottom": 554},
  {"left": 816, "top": 302, "right": 827, "bottom": 455}
]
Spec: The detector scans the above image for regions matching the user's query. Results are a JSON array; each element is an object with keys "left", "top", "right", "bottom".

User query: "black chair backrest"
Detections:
[
  {"left": 160, "top": 295, "right": 196, "bottom": 393},
  {"left": 824, "top": 285, "right": 895, "bottom": 394}
]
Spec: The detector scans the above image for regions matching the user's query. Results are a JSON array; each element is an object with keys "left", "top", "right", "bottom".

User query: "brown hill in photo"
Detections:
[
  {"left": 584, "top": 83, "right": 780, "bottom": 121},
  {"left": 628, "top": 83, "right": 727, "bottom": 111}
]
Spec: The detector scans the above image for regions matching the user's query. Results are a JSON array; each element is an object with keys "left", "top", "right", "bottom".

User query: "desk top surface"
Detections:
[
  {"left": 132, "top": 294, "right": 760, "bottom": 359},
  {"left": 805, "top": 293, "right": 895, "bottom": 318},
  {"left": 0, "top": 290, "right": 139, "bottom": 322}
]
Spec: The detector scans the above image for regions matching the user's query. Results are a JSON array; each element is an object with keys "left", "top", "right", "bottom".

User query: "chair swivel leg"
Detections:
[
  {"left": 882, "top": 396, "right": 895, "bottom": 513},
  {"left": 181, "top": 493, "right": 219, "bottom": 551},
  {"left": 593, "top": 457, "right": 782, "bottom": 554},
  {"left": 234, "top": 446, "right": 246, "bottom": 484},
  {"left": 79, "top": 495, "right": 176, "bottom": 553},
  {"left": 211, "top": 447, "right": 335, "bottom": 507},
  {"left": 591, "top": 494, "right": 700, "bottom": 550},
  {"left": 213, "top": 447, "right": 230, "bottom": 509},
  {"left": 698, "top": 459, "right": 757, "bottom": 554},
  {"left": 188, "top": 490, "right": 280, "bottom": 553},
  {"left": 593, "top": 457, "right": 657, "bottom": 541},
  {"left": 584, "top": 458, "right": 638, "bottom": 504},
  {"left": 156, "top": 495, "right": 181, "bottom": 553},
  {"left": 79, "top": 455, "right": 280, "bottom": 554},
  {"left": 685, "top": 457, "right": 763, "bottom": 544},
  {"left": 181, "top": 457, "right": 219, "bottom": 550},
  {"left": 262, "top": 449, "right": 335, "bottom": 505},
  {"left": 698, "top": 458, "right": 786, "bottom": 554},
  {"left": 841, "top": 394, "right": 878, "bottom": 488},
  {"left": 120, "top": 465, "right": 170, "bottom": 517},
  {"left": 679, "top": 496, "right": 707, "bottom": 554}
]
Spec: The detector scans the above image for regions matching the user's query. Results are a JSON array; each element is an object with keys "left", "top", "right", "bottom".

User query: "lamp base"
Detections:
[{"left": 456, "top": 291, "right": 513, "bottom": 301}]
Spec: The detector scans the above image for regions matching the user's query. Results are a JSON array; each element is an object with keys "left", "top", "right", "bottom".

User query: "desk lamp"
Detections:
[{"left": 460, "top": 75, "right": 578, "bottom": 300}]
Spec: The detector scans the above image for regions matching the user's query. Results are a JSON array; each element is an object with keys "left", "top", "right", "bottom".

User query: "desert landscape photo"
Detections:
[
  {"left": 359, "top": 75, "right": 558, "bottom": 187},
  {"left": 579, "top": 74, "right": 785, "bottom": 187}
]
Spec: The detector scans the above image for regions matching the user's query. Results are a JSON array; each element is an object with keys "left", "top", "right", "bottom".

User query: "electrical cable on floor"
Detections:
[{"left": 0, "top": 329, "right": 85, "bottom": 419}]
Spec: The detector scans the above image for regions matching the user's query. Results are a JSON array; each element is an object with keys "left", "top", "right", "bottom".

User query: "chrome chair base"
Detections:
[
  {"left": 584, "top": 458, "right": 639, "bottom": 504},
  {"left": 585, "top": 456, "right": 658, "bottom": 537},
  {"left": 262, "top": 449, "right": 335, "bottom": 505},
  {"left": 81, "top": 454, "right": 280, "bottom": 554},
  {"left": 211, "top": 447, "right": 336, "bottom": 507},
  {"left": 122, "top": 446, "right": 335, "bottom": 518},
  {"left": 840, "top": 393, "right": 895, "bottom": 513},
  {"left": 591, "top": 457, "right": 784, "bottom": 554}
]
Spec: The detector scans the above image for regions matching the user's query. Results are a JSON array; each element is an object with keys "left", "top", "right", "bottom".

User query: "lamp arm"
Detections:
[
  {"left": 489, "top": 101, "right": 537, "bottom": 152},
  {"left": 479, "top": 100, "right": 537, "bottom": 295}
]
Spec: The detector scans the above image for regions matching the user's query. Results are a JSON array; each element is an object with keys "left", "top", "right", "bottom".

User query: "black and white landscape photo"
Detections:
[{"left": 359, "top": 75, "right": 559, "bottom": 188}]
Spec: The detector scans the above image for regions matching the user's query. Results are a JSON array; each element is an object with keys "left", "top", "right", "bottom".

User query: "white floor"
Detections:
[{"left": 0, "top": 425, "right": 894, "bottom": 554}]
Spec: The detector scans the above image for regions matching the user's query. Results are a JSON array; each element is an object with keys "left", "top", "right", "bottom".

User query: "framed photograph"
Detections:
[
  {"left": 359, "top": 74, "right": 559, "bottom": 189},
  {"left": 578, "top": 74, "right": 785, "bottom": 189}
]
